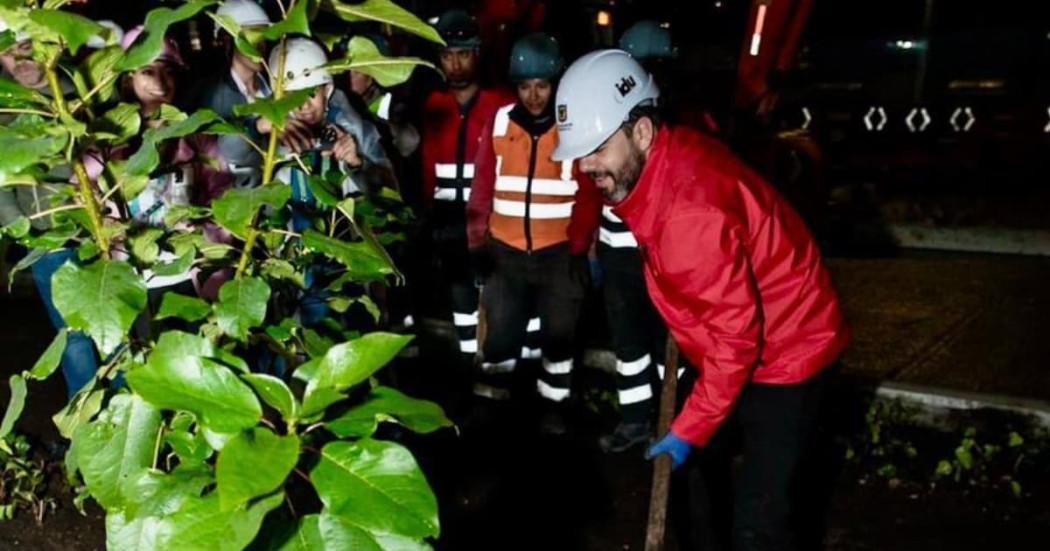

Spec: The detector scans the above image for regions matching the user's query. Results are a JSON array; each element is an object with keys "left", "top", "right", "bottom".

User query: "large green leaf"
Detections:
[
  {"left": 121, "top": 465, "right": 213, "bottom": 519},
  {"left": 92, "top": 103, "right": 142, "bottom": 144},
  {"left": 27, "top": 328, "right": 67, "bottom": 381},
  {"left": 260, "top": 0, "right": 310, "bottom": 40},
  {"left": 301, "top": 332, "right": 411, "bottom": 419},
  {"left": 156, "top": 293, "right": 212, "bottom": 323},
  {"left": 215, "top": 277, "right": 270, "bottom": 341},
  {"left": 300, "top": 385, "right": 345, "bottom": 421},
  {"left": 127, "top": 331, "right": 262, "bottom": 433},
  {"left": 108, "top": 490, "right": 282, "bottom": 551},
  {"left": 156, "top": 491, "right": 284, "bottom": 550},
  {"left": 116, "top": 0, "right": 217, "bottom": 71},
  {"left": 242, "top": 373, "right": 299, "bottom": 421},
  {"left": 52, "top": 260, "right": 147, "bottom": 356},
  {"left": 72, "top": 394, "right": 161, "bottom": 510},
  {"left": 326, "top": 387, "right": 452, "bottom": 439},
  {"left": 320, "top": 0, "right": 444, "bottom": 45},
  {"left": 311, "top": 440, "right": 439, "bottom": 540},
  {"left": 302, "top": 230, "right": 395, "bottom": 282},
  {"left": 212, "top": 184, "right": 291, "bottom": 239},
  {"left": 315, "top": 333, "right": 412, "bottom": 391},
  {"left": 106, "top": 466, "right": 212, "bottom": 550},
  {"left": 125, "top": 110, "right": 223, "bottom": 176},
  {"left": 28, "top": 9, "right": 104, "bottom": 55},
  {"left": 0, "top": 76, "right": 49, "bottom": 108},
  {"left": 106, "top": 510, "right": 165, "bottom": 551},
  {"left": 233, "top": 89, "right": 313, "bottom": 131},
  {"left": 319, "top": 510, "right": 431, "bottom": 551},
  {"left": 216, "top": 427, "right": 299, "bottom": 511},
  {"left": 81, "top": 45, "right": 124, "bottom": 103},
  {"left": 0, "top": 374, "right": 26, "bottom": 440},
  {"left": 0, "top": 127, "right": 66, "bottom": 174},
  {"left": 326, "top": 36, "right": 435, "bottom": 88}
]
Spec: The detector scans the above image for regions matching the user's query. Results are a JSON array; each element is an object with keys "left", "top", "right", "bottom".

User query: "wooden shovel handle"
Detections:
[{"left": 644, "top": 337, "right": 680, "bottom": 551}]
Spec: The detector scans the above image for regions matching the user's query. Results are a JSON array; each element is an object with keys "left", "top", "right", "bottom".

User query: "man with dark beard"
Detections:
[
  {"left": 552, "top": 50, "right": 850, "bottom": 550},
  {"left": 421, "top": 10, "right": 513, "bottom": 377}
]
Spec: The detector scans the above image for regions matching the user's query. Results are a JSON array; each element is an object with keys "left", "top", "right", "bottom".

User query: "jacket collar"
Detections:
[{"left": 611, "top": 126, "right": 671, "bottom": 238}]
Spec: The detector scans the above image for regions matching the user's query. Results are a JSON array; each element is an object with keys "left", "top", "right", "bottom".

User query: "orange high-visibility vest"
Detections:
[{"left": 489, "top": 104, "right": 578, "bottom": 252}]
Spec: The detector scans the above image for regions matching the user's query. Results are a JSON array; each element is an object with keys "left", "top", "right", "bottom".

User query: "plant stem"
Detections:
[
  {"left": 72, "top": 160, "right": 111, "bottom": 259},
  {"left": 234, "top": 36, "right": 288, "bottom": 279},
  {"left": 0, "top": 108, "right": 55, "bottom": 118},
  {"left": 44, "top": 60, "right": 111, "bottom": 259},
  {"left": 151, "top": 424, "right": 165, "bottom": 470},
  {"left": 27, "top": 203, "right": 84, "bottom": 220}
]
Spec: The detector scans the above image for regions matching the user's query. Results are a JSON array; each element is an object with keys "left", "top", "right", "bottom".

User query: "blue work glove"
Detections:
[{"left": 646, "top": 432, "right": 692, "bottom": 470}]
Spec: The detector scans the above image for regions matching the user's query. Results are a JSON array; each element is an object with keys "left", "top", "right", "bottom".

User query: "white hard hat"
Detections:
[
  {"left": 215, "top": 0, "right": 272, "bottom": 37},
  {"left": 269, "top": 37, "right": 331, "bottom": 92},
  {"left": 551, "top": 49, "right": 659, "bottom": 161},
  {"left": 86, "top": 20, "right": 124, "bottom": 49}
]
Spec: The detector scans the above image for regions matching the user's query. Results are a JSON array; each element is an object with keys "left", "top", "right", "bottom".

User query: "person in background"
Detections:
[
  {"left": 197, "top": 0, "right": 275, "bottom": 188},
  {"left": 339, "top": 33, "right": 420, "bottom": 163},
  {"left": 0, "top": 20, "right": 91, "bottom": 399},
  {"left": 466, "top": 33, "right": 600, "bottom": 435},
  {"left": 421, "top": 9, "right": 513, "bottom": 379}
]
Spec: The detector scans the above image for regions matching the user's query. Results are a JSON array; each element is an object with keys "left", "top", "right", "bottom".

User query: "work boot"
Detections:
[{"left": 599, "top": 421, "right": 653, "bottom": 453}]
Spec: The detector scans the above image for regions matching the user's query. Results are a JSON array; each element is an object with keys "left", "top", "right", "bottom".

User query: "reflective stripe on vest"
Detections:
[
  {"left": 494, "top": 198, "right": 576, "bottom": 219},
  {"left": 495, "top": 175, "right": 578, "bottom": 196},
  {"left": 489, "top": 104, "right": 577, "bottom": 251},
  {"left": 434, "top": 163, "right": 474, "bottom": 201}
]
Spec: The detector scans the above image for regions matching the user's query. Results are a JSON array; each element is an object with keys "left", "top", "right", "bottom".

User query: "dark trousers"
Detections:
[
  {"left": 477, "top": 241, "right": 585, "bottom": 402},
  {"left": 674, "top": 368, "right": 834, "bottom": 551},
  {"left": 599, "top": 245, "right": 666, "bottom": 424},
  {"left": 432, "top": 221, "right": 479, "bottom": 366}
]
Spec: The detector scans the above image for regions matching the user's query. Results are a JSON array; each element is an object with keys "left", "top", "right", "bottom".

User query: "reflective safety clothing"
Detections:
[
  {"left": 422, "top": 87, "right": 513, "bottom": 363},
  {"left": 613, "top": 126, "right": 850, "bottom": 447},
  {"left": 468, "top": 103, "right": 601, "bottom": 254},
  {"left": 422, "top": 88, "right": 513, "bottom": 214}
]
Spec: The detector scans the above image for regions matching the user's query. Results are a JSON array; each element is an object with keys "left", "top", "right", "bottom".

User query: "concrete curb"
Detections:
[
  {"left": 889, "top": 224, "right": 1050, "bottom": 256},
  {"left": 874, "top": 380, "right": 1050, "bottom": 429}
]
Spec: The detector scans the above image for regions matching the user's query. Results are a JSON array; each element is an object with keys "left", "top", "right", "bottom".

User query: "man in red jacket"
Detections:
[
  {"left": 552, "top": 50, "right": 850, "bottom": 550},
  {"left": 422, "top": 10, "right": 514, "bottom": 370}
]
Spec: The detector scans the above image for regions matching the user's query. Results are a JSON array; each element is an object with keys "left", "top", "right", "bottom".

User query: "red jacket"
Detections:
[
  {"left": 614, "top": 126, "right": 849, "bottom": 447},
  {"left": 422, "top": 88, "right": 514, "bottom": 211},
  {"left": 467, "top": 103, "right": 601, "bottom": 255}
]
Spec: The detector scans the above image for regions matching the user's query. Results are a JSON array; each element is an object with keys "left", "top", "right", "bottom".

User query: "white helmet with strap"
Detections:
[
  {"left": 269, "top": 37, "right": 331, "bottom": 92},
  {"left": 551, "top": 49, "right": 659, "bottom": 161},
  {"left": 215, "top": 0, "right": 272, "bottom": 37}
]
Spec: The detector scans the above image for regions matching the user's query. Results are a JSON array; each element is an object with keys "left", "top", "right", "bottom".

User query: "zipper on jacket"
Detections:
[
  {"left": 454, "top": 112, "right": 469, "bottom": 203},
  {"left": 524, "top": 134, "right": 539, "bottom": 253}
]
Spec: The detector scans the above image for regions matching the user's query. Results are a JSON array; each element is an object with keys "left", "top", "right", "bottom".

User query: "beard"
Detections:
[{"left": 592, "top": 144, "right": 646, "bottom": 204}]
